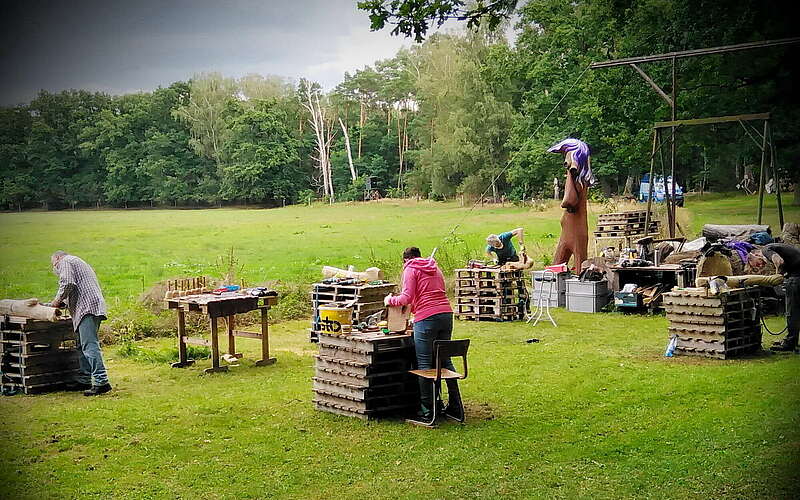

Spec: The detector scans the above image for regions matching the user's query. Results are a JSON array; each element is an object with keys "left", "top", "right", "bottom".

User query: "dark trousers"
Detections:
[
  {"left": 785, "top": 276, "right": 800, "bottom": 348},
  {"left": 497, "top": 254, "right": 519, "bottom": 266},
  {"left": 413, "top": 312, "right": 461, "bottom": 415}
]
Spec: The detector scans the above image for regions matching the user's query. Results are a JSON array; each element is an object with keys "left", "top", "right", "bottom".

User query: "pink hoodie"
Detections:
[{"left": 387, "top": 257, "right": 453, "bottom": 322}]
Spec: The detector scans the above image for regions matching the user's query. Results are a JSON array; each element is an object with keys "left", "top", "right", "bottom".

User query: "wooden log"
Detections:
[
  {"left": 322, "top": 266, "right": 382, "bottom": 281},
  {"left": 0, "top": 299, "right": 62, "bottom": 322},
  {"left": 701, "top": 224, "right": 770, "bottom": 242}
]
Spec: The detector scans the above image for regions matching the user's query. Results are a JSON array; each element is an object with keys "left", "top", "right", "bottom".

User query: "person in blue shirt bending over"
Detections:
[{"left": 486, "top": 228, "right": 525, "bottom": 265}]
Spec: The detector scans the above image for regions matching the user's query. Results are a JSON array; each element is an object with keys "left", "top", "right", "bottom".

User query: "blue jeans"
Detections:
[
  {"left": 413, "top": 312, "right": 460, "bottom": 415},
  {"left": 76, "top": 315, "right": 109, "bottom": 386}
]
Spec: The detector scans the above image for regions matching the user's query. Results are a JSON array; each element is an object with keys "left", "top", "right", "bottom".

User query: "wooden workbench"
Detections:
[{"left": 166, "top": 293, "right": 278, "bottom": 373}]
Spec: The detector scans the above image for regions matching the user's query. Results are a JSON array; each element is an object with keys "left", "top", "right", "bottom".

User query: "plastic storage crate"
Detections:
[
  {"left": 531, "top": 271, "right": 569, "bottom": 308},
  {"left": 565, "top": 279, "right": 611, "bottom": 313}
]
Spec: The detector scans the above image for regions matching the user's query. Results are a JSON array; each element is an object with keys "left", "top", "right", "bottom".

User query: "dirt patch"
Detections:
[{"left": 464, "top": 401, "right": 497, "bottom": 421}]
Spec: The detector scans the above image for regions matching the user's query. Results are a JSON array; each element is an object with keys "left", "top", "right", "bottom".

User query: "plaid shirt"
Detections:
[{"left": 52, "top": 255, "right": 107, "bottom": 331}]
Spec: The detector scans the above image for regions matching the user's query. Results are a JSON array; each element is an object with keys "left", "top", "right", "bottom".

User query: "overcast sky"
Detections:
[{"left": 0, "top": 0, "right": 437, "bottom": 105}]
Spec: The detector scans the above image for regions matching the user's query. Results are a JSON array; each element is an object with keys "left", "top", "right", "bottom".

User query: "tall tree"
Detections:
[
  {"left": 222, "top": 99, "right": 303, "bottom": 204},
  {"left": 172, "top": 73, "right": 237, "bottom": 183},
  {"left": 301, "top": 79, "right": 337, "bottom": 201}
]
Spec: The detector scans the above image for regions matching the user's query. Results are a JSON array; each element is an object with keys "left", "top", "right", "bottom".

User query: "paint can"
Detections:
[{"left": 317, "top": 305, "right": 353, "bottom": 335}]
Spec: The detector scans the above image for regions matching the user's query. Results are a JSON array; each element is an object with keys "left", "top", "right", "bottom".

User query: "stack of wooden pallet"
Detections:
[
  {"left": 454, "top": 268, "right": 527, "bottom": 321},
  {"left": 313, "top": 331, "right": 417, "bottom": 420},
  {"left": 1, "top": 316, "right": 78, "bottom": 394},
  {"left": 594, "top": 210, "right": 661, "bottom": 239},
  {"left": 663, "top": 287, "right": 762, "bottom": 359},
  {"left": 309, "top": 281, "right": 396, "bottom": 342}
]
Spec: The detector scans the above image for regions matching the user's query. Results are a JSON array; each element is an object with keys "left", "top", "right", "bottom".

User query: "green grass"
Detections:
[{"left": 0, "top": 193, "right": 798, "bottom": 499}]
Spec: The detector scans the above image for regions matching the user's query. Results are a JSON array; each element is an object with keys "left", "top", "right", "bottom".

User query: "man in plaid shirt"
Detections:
[{"left": 46, "top": 251, "right": 112, "bottom": 396}]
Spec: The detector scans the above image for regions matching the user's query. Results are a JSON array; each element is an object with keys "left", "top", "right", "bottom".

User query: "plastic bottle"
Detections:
[{"left": 665, "top": 334, "right": 678, "bottom": 357}]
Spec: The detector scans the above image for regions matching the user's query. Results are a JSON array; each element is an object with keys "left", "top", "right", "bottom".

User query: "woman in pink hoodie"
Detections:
[{"left": 384, "top": 247, "right": 461, "bottom": 421}]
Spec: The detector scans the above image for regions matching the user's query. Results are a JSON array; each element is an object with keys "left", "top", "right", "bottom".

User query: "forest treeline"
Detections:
[{"left": 1, "top": 0, "right": 797, "bottom": 210}]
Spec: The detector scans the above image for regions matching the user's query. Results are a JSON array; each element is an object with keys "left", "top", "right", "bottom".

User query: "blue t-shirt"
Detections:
[{"left": 486, "top": 231, "right": 517, "bottom": 261}]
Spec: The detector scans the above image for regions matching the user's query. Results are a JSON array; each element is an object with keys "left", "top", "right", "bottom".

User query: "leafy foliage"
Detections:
[
  {"left": 0, "top": 0, "right": 797, "bottom": 209},
  {"left": 357, "top": 0, "right": 518, "bottom": 41}
]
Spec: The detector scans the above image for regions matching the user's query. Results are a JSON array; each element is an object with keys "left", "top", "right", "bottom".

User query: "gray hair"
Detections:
[
  {"left": 486, "top": 234, "right": 501, "bottom": 247},
  {"left": 51, "top": 250, "right": 68, "bottom": 266}
]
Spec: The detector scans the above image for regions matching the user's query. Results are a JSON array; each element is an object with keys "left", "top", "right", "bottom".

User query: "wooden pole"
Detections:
[
  {"left": 757, "top": 120, "right": 768, "bottom": 224},
  {"left": 669, "top": 56, "right": 677, "bottom": 238},
  {"left": 767, "top": 121, "right": 785, "bottom": 229},
  {"left": 644, "top": 129, "right": 658, "bottom": 233},
  {"left": 206, "top": 316, "right": 223, "bottom": 373},
  {"left": 227, "top": 315, "right": 236, "bottom": 357}
]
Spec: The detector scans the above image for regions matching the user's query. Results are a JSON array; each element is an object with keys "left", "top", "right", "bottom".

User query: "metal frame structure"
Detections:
[{"left": 590, "top": 37, "right": 799, "bottom": 236}]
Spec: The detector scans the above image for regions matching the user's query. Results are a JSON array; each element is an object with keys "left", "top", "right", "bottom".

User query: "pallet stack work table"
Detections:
[
  {"left": 313, "top": 330, "right": 418, "bottom": 420},
  {"left": 0, "top": 316, "right": 78, "bottom": 394},
  {"left": 454, "top": 267, "right": 527, "bottom": 321},
  {"left": 663, "top": 287, "right": 762, "bottom": 359},
  {"left": 594, "top": 210, "right": 661, "bottom": 254},
  {"left": 166, "top": 293, "right": 278, "bottom": 373}
]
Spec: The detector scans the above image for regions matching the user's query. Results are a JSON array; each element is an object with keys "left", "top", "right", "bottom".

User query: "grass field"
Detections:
[{"left": 0, "top": 193, "right": 798, "bottom": 499}]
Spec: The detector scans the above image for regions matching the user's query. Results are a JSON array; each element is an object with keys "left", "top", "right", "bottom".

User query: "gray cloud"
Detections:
[{"left": 0, "top": 0, "right": 414, "bottom": 104}]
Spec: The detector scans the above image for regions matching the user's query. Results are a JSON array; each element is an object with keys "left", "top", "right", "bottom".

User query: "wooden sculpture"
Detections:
[{"left": 548, "top": 138, "right": 595, "bottom": 273}]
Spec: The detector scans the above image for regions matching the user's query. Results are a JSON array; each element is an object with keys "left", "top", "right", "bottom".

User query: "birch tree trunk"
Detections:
[
  {"left": 302, "top": 80, "right": 335, "bottom": 202},
  {"left": 396, "top": 110, "right": 404, "bottom": 190},
  {"left": 339, "top": 117, "right": 357, "bottom": 181},
  {"left": 358, "top": 100, "right": 365, "bottom": 159}
]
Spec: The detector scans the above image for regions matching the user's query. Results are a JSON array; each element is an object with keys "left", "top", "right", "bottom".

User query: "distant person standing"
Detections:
[{"left": 45, "top": 251, "right": 112, "bottom": 395}]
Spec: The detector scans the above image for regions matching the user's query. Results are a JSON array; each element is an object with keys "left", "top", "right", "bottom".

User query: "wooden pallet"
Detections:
[
  {"left": 457, "top": 296, "right": 518, "bottom": 305},
  {"left": 596, "top": 222, "right": 660, "bottom": 232},
  {"left": 456, "top": 304, "right": 521, "bottom": 315},
  {"left": 313, "top": 399, "right": 413, "bottom": 421},
  {"left": 312, "top": 377, "right": 411, "bottom": 400},
  {"left": 455, "top": 287, "right": 520, "bottom": 297},
  {"left": 455, "top": 268, "right": 524, "bottom": 279},
  {"left": 598, "top": 210, "right": 648, "bottom": 222},
  {"left": 314, "top": 367, "right": 411, "bottom": 386},
  {"left": 313, "top": 387, "right": 417, "bottom": 412},
  {"left": 594, "top": 229, "right": 659, "bottom": 238},
  {"left": 664, "top": 287, "right": 761, "bottom": 359},
  {"left": 317, "top": 331, "right": 411, "bottom": 353},
  {"left": 314, "top": 354, "right": 408, "bottom": 377},
  {"left": 674, "top": 341, "right": 761, "bottom": 360},
  {"left": 310, "top": 281, "right": 397, "bottom": 342},
  {"left": 456, "top": 312, "right": 523, "bottom": 322},
  {"left": 1, "top": 317, "right": 81, "bottom": 395}
]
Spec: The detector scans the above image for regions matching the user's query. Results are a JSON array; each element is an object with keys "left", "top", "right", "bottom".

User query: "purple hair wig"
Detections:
[{"left": 547, "top": 138, "right": 596, "bottom": 188}]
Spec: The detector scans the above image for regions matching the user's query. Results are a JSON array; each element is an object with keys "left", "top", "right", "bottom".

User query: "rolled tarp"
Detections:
[
  {"left": 0, "top": 298, "right": 62, "bottom": 322},
  {"left": 702, "top": 224, "right": 770, "bottom": 242}
]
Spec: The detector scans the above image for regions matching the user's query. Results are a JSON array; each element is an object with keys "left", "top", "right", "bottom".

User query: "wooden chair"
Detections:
[{"left": 408, "top": 339, "right": 470, "bottom": 426}]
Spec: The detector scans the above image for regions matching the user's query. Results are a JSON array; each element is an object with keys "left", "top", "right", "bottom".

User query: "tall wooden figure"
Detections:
[{"left": 548, "top": 138, "right": 595, "bottom": 273}]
